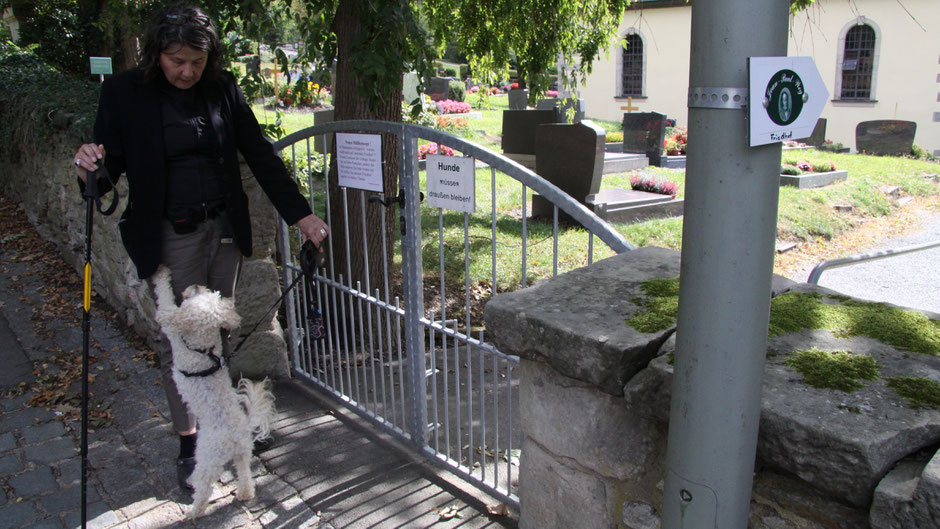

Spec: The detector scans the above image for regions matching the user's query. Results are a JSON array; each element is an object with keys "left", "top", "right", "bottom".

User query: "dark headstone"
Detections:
[
  {"left": 313, "top": 109, "right": 334, "bottom": 154},
  {"left": 245, "top": 55, "right": 261, "bottom": 74},
  {"left": 856, "top": 120, "right": 917, "bottom": 156},
  {"left": 508, "top": 89, "right": 530, "bottom": 110},
  {"left": 535, "top": 98, "right": 586, "bottom": 123},
  {"left": 623, "top": 112, "right": 666, "bottom": 166},
  {"left": 501, "top": 110, "right": 557, "bottom": 155},
  {"left": 428, "top": 77, "right": 451, "bottom": 100},
  {"left": 531, "top": 120, "right": 606, "bottom": 219},
  {"left": 804, "top": 118, "right": 827, "bottom": 146}
]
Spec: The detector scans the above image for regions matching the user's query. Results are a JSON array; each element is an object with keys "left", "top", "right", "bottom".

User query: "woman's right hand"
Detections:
[{"left": 73, "top": 144, "right": 105, "bottom": 182}]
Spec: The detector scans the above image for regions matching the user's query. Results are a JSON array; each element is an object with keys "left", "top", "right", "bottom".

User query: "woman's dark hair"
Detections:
[{"left": 139, "top": 3, "right": 222, "bottom": 83}]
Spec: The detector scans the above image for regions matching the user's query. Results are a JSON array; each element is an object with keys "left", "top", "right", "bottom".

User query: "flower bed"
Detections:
[
  {"left": 780, "top": 159, "right": 847, "bottom": 189},
  {"left": 435, "top": 99, "right": 472, "bottom": 114},
  {"left": 630, "top": 175, "right": 678, "bottom": 197},
  {"left": 418, "top": 143, "right": 456, "bottom": 160}
]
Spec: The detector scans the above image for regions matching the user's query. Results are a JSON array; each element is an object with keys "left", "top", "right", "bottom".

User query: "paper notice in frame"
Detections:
[
  {"left": 426, "top": 154, "right": 475, "bottom": 213},
  {"left": 336, "top": 133, "right": 383, "bottom": 192}
]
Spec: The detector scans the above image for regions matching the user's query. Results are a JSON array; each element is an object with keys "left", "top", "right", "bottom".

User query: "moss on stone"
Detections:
[
  {"left": 784, "top": 348, "right": 879, "bottom": 392},
  {"left": 627, "top": 276, "right": 680, "bottom": 333},
  {"left": 769, "top": 292, "right": 940, "bottom": 355},
  {"left": 885, "top": 377, "right": 940, "bottom": 409}
]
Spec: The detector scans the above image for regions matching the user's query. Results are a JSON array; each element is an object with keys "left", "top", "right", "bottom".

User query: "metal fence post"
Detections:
[{"left": 398, "top": 126, "right": 429, "bottom": 448}]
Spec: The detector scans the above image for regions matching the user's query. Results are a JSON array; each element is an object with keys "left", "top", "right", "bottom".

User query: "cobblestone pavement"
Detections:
[{"left": 0, "top": 204, "right": 516, "bottom": 528}]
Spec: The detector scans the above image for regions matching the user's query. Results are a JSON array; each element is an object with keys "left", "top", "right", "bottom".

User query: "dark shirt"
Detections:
[{"left": 159, "top": 80, "right": 226, "bottom": 220}]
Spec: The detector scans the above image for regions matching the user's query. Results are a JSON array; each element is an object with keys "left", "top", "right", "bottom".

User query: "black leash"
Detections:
[
  {"left": 230, "top": 240, "right": 325, "bottom": 357},
  {"left": 79, "top": 167, "right": 117, "bottom": 529}
]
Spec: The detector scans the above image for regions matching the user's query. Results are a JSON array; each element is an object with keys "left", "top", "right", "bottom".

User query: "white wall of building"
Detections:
[{"left": 580, "top": 0, "right": 940, "bottom": 155}]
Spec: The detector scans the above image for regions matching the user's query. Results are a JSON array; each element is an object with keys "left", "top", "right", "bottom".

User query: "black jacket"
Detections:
[{"left": 92, "top": 68, "right": 311, "bottom": 279}]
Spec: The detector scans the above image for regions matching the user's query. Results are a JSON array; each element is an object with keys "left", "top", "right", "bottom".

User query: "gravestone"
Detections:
[
  {"left": 313, "top": 109, "right": 334, "bottom": 155},
  {"left": 508, "top": 88, "right": 530, "bottom": 110},
  {"left": 428, "top": 76, "right": 452, "bottom": 100},
  {"left": 535, "top": 98, "right": 586, "bottom": 123},
  {"left": 623, "top": 112, "right": 666, "bottom": 167},
  {"left": 805, "top": 118, "right": 827, "bottom": 146},
  {"left": 531, "top": 120, "right": 605, "bottom": 220},
  {"left": 402, "top": 72, "right": 421, "bottom": 104},
  {"left": 856, "top": 120, "right": 917, "bottom": 156},
  {"left": 245, "top": 55, "right": 261, "bottom": 74},
  {"left": 501, "top": 110, "right": 557, "bottom": 155}
]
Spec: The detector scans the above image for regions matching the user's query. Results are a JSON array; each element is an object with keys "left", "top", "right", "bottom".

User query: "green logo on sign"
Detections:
[{"left": 763, "top": 69, "right": 804, "bottom": 126}]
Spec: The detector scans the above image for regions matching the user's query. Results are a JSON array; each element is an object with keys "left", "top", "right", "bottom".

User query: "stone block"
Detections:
[
  {"left": 636, "top": 283, "right": 940, "bottom": 508},
  {"left": 520, "top": 359, "right": 664, "bottom": 481},
  {"left": 519, "top": 437, "right": 614, "bottom": 529},
  {"left": 485, "top": 247, "right": 681, "bottom": 395},
  {"left": 870, "top": 448, "right": 940, "bottom": 528}
]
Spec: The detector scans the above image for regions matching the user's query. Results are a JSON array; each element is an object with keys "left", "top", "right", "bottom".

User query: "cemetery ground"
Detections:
[{"left": 253, "top": 97, "right": 940, "bottom": 292}]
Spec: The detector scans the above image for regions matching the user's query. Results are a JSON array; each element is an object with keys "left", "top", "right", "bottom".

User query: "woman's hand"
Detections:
[
  {"left": 296, "top": 214, "right": 329, "bottom": 249},
  {"left": 73, "top": 144, "right": 105, "bottom": 182}
]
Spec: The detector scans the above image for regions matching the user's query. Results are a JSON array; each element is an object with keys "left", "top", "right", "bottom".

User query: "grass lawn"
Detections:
[{"left": 256, "top": 97, "right": 940, "bottom": 291}]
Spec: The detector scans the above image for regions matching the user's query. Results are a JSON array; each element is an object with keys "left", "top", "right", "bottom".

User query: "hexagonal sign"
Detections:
[{"left": 748, "top": 56, "right": 829, "bottom": 147}]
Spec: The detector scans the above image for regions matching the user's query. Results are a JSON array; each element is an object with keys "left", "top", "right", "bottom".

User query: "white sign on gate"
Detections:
[
  {"left": 748, "top": 56, "right": 829, "bottom": 147},
  {"left": 336, "top": 133, "right": 383, "bottom": 192},
  {"left": 426, "top": 155, "right": 475, "bottom": 213}
]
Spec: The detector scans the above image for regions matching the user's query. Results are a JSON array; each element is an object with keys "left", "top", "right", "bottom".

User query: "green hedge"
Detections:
[{"left": 0, "top": 41, "right": 99, "bottom": 159}]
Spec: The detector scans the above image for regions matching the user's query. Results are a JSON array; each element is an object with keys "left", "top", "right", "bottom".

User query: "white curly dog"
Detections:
[{"left": 152, "top": 266, "right": 276, "bottom": 518}]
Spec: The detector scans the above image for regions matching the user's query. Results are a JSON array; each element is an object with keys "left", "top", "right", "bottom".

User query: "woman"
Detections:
[{"left": 71, "top": 3, "right": 328, "bottom": 491}]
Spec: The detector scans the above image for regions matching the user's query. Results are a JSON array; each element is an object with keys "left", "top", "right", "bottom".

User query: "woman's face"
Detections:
[{"left": 159, "top": 45, "right": 208, "bottom": 89}]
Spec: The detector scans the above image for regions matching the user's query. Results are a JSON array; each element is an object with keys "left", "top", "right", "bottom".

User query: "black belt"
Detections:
[{"left": 169, "top": 204, "right": 226, "bottom": 234}]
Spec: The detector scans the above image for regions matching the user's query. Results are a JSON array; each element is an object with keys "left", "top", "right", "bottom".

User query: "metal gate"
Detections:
[{"left": 272, "top": 120, "right": 633, "bottom": 509}]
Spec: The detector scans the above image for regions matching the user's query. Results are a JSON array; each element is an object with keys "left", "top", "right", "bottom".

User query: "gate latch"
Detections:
[{"left": 368, "top": 189, "right": 424, "bottom": 209}]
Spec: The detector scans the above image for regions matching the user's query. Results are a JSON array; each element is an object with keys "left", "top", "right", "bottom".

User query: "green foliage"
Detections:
[
  {"left": 886, "top": 377, "right": 940, "bottom": 409},
  {"left": 627, "top": 276, "right": 680, "bottom": 333},
  {"left": 781, "top": 165, "right": 803, "bottom": 176},
  {"left": 768, "top": 292, "right": 940, "bottom": 355},
  {"left": 443, "top": 66, "right": 457, "bottom": 77},
  {"left": 0, "top": 41, "right": 99, "bottom": 157},
  {"left": 447, "top": 80, "right": 466, "bottom": 102},
  {"left": 784, "top": 348, "right": 879, "bottom": 392},
  {"left": 605, "top": 131, "right": 623, "bottom": 143}
]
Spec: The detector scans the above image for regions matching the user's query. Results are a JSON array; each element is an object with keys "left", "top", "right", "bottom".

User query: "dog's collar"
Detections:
[{"left": 178, "top": 346, "right": 224, "bottom": 378}]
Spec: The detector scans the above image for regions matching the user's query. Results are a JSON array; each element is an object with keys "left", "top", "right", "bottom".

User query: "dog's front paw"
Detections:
[{"left": 235, "top": 483, "right": 255, "bottom": 501}]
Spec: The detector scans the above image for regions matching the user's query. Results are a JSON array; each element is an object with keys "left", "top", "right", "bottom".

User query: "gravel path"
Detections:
[{"left": 796, "top": 210, "right": 940, "bottom": 315}]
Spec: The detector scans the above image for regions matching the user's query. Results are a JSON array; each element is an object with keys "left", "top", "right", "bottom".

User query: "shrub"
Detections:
[
  {"left": 606, "top": 131, "right": 624, "bottom": 143},
  {"left": 630, "top": 175, "right": 678, "bottom": 196},
  {"left": 444, "top": 66, "right": 458, "bottom": 77},
  {"left": 781, "top": 165, "right": 803, "bottom": 176},
  {"left": 812, "top": 161, "right": 837, "bottom": 172},
  {"left": 447, "top": 80, "right": 466, "bottom": 102},
  {"left": 818, "top": 140, "right": 846, "bottom": 152}
]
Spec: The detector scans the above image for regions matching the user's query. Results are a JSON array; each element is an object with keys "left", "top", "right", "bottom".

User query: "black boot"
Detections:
[{"left": 176, "top": 456, "right": 196, "bottom": 492}]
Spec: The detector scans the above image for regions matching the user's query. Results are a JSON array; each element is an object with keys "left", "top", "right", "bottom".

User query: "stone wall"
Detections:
[
  {"left": 0, "top": 119, "right": 291, "bottom": 380},
  {"left": 485, "top": 247, "right": 940, "bottom": 529}
]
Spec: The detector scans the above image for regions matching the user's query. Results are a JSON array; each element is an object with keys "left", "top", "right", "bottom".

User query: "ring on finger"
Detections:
[
  {"left": 74, "top": 159, "right": 81, "bottom": 166},
  {"left": 319, "top": 228, "right": 327, "bottom": 235}
]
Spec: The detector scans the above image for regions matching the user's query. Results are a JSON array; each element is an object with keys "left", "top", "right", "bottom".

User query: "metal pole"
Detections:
[{"left": 662, "top": 1, "right": 789, "bottom": 527}]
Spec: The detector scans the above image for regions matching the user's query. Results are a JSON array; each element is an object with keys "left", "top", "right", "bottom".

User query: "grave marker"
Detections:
[
  {"left": 531, "top": 120, "right": 605, "bottom": 220},
  {"left": 855, "top": 120, "right": 917, "bottom": 156},
  {"left": 622, "top": 112, "right": 667, "bottom": 167}
]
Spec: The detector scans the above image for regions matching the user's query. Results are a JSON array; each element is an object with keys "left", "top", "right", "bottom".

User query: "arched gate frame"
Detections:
[{"left": 273, "top": 120, "right": 633, "bottom": 509}]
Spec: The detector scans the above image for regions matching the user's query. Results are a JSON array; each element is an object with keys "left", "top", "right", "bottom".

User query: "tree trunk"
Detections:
[{"left": 328, "top": 1, "right": 402, "bottom": 297}]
